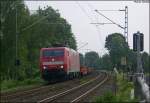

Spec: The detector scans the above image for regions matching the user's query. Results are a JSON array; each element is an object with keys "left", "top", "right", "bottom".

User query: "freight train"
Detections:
[{"left": 40, "top": 47, "right": 91, "bottom": 81}]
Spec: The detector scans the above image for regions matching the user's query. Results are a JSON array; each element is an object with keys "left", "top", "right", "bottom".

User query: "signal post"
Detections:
[{"left": 133, "top": 31, "right": 149, "bottom": 102}]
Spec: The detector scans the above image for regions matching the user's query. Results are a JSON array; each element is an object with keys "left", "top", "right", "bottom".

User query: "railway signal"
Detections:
[
  {"left": 133, "top": 31, "right": 149, "bottom": 102},
  {"left": 133, "top": 31, "right": 144, "bottom": 74},
  {"left": 133, "top": 31, "right": 144, "bottom": 51}
]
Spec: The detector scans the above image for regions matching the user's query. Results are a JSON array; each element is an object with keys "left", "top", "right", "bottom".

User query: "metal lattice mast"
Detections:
[
  {"left": 93, "top": 6, "right": 129, "bottom": 42},
  {"left": 125, "top": 6, "right": 128, "bottom": 42}
]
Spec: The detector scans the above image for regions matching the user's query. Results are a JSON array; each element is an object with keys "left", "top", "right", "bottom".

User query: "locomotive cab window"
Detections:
[{"left": 43, "top": 50, "right": 64, "bottom": 57}]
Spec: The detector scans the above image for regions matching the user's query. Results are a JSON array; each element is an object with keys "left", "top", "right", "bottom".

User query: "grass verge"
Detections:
[
  {"left": 1, "top": 77, "right": 44, "bottom": 93},
  {"left": 94, "top": 73, "right": 136, "bottom": 102}
]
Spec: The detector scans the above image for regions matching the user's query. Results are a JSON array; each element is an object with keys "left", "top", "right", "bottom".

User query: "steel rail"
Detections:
[
  {"left": 1, "top": 78, "right": 79, "bottom": 100},
  {"left": 1, "top": 71, "right": 99, "bottom": 102},
  {"left": 71, "top": 73, "right": 108, "bottom": 103},
  {"left": 1, "top": 85, "right": 49, "bottom": 99},
  {"left": 37, "top": 73, "right": 102, "bottom": 103}
]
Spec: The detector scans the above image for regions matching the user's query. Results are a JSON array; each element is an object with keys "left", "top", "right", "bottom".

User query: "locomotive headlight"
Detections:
[
  {"left": 43, "top": 66, "right": 47, "bottom": 69},
  {"left": 60, "top": 65, "right": 64, "bottom": 68}
]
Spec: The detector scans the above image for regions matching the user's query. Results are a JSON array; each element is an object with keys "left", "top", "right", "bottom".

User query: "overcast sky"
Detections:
[{"left": 25, "top": 1, "right": 149, "bottom": 56}]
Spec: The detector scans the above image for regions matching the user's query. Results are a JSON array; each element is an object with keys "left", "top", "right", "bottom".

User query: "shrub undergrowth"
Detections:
[
  {"left": 95, "top": 73, "right": 136, "bottom": 102},
  {"left": 1, "top": 77, "right": 44, "bottom": 93}
]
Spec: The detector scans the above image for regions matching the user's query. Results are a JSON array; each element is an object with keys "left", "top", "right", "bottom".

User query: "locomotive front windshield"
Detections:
[{"left": 43, "top": 50, "right": 64, "bottom": 57}]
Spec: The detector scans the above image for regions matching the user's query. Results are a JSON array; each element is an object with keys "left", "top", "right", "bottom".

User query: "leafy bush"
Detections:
[
  {"left": 1, "top": 77, "right": 44, "bottom": 92},
  {"left": 1, "top": 80, "right": 19, "bottom": 90},
  {"left": 94, "top": 73, "right": 136, "bottom": 102}
]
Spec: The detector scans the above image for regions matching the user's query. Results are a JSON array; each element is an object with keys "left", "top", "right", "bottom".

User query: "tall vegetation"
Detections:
[
  {"left": 105, "top": 33, "right": 129, "bottom": 70},
  {"left": 1, "top": 1, "right": 77, "bottom": 81},
  {"left": 141, "top": 52, "right": 149, "bottom": 72},
  {"left": 84, "top": 51, "right": 100, "bottom": 69},
  {"left": 103, "top": 33, "right": 149, "bottom": 73},
  {"left": 99, "top": 54, "right": 113, "bottom": 70},
  {"left": 83, "top": 33, "right": 149, "bottom": 73},
  {"left": 1, "top": 1, "right": 149, "bottom": 84}
]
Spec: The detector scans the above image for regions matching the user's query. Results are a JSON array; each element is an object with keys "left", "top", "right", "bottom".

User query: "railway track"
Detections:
[
  {"left": 37, "top": 71, "right": 108, "bottom": 103},
  {"left": 1, "top": 71, "right": 99, "bottom": 102},
  {"left": 1, "top": 84, "right": 52, "bottom": 101}
]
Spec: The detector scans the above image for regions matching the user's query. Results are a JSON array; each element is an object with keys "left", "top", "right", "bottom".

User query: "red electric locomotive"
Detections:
[{"left": 40, "top": 47, "right": 80, "bottom": 81}]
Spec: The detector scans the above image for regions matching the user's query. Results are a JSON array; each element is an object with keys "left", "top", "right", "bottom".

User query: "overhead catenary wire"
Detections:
[
  {"left": 75, "top": 1, "right": 106, "bottom": 55},
  {"left": 86, "top": 2, "right": 105, "bottom": 42},
  {"left": 77, "top": 43, "right": 88, "bottom": 51},
  {"left": 75, "top": 1, "right": 93, "bottom": 22},
  {"left": 88, "top": 3, "right": 107, "bottom": 55},
  {"left": 92, "top": 5, "right": 128, "bottom": 43},
  {"left": 96, "top": 10, "right": 123, "bottom": 11},
  {"left": 95, "top": 10, "right": 124, "bottom": 29},
  {"left": 86, "top": 2, "right": 107, "bottom": 54}
]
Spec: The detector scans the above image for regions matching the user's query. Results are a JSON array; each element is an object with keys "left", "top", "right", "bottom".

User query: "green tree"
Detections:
[
  {"left": 105, "top": 33, "right": 129, "bottom": 70},
  {"left": 126, "top": 49, "right": 137, "bottom": 72},
  {"left": 100, "top": 54, "right": 113, "bottom": 71},
  {"left": 1, "top": 0, "right": 31, "bottom": 80},
  {"left": 84, "top": 51, "right": 99, "bottom": 69},
  {"left": 141, "top": 52, "right": 149, "bottom": 73},
  {"left": 1, "top": 2, "right": 77, "bottom": 81},
  {"left": 24, "top": 6, "right": 77, "bottom": 78}
]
